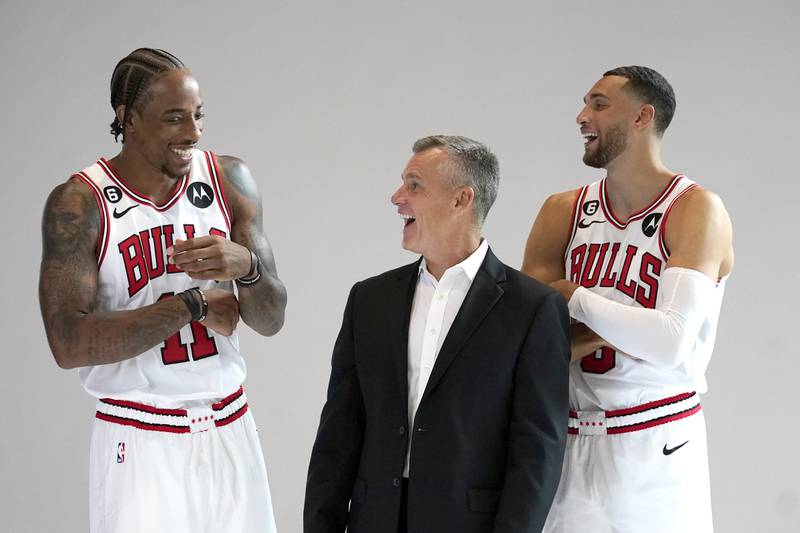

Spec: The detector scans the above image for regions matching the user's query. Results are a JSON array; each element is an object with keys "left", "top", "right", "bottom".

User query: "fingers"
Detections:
[
  {"left": 168, "top": 245, "right": 227, "bottom": 276},
  {"left": 167, "top": 235, "right": 222, "bottom": 256},
  {"left": 169, "top": 247, "right": 217, "bottom": 266},
  {"left": 166, "top": 236, "right": 247, "bottom": 281},
  {"left": 186, "top": 269, "right": 225, "bottom": 280}
]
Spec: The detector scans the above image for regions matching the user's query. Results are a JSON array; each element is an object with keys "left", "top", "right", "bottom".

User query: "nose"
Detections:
[
  {"left": 186, "top": 116, "right": 203, "bottom": 141},
  {"left": 391, "top": 183, "right": 405, "bottom": 206},
  {"left": 576, "top": 105, "right": 589, "bottom": 126}
]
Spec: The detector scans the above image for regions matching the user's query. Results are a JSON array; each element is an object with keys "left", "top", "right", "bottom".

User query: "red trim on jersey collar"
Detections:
[
  {"left": 97, "top": 158, "right": 191, "bottom": 211},
  {"left": 599, "top": 175, "right": 684, "bottom": 230}
]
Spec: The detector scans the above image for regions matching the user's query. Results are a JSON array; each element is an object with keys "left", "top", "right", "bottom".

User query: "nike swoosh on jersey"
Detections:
[
  {"left": 113, "top": 205, "right": 139, "bottom": 219},
  {"left": 578, "top": 218, "right": 605, "bottom": 229},
  {"left": 662, "top": 440, "right": 689, "bottom": 455}
]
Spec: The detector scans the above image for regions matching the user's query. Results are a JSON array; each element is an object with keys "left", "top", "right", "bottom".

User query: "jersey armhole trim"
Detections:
[
  {"left": 563, "top": 186, "right": 588, "bottom": 263},
  {"left": 658, "top": 183, "right": 700, "bottom": 261},
  {"left": 205, "top": 151, "right": 232, "bottom": 232},
  {"left": 70, "top": 172, "right": 110, "bottom": 267}
]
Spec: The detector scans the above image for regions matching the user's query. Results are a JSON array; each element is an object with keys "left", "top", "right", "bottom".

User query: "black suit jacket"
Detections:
[{"left": 304, "top": 249, "right": 570, "bottom": 533}]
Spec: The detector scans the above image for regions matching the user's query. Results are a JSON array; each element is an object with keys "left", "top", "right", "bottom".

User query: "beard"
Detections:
[{"left": 583, "top": 123, "right": 627, "bottom": 168}]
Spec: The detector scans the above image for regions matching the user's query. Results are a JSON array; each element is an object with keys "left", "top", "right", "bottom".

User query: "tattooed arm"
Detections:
[
  {"left": 168, "top": 156, "right": 287, "bottom": 336},
  {"left": 38, "top": 180, "right": 238, "bottom": 369},
  {"left": 218, "top": 156, "right": 287, "bottom": 336}
]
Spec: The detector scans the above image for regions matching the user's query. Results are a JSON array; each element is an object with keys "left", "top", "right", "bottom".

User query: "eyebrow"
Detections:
[
  {"left": 162, "top": 104, "right": 204, "bottom": 114},
  {"left": 583, "top": 92, "right": 608, "bottom": 103}
]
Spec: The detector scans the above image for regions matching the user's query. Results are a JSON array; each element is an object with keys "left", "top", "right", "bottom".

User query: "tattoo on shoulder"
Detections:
[
  {"left": 219, "top": 156, "right": 260, "bottom": 202},
  {"left": 42, "top": 182, "right": 100, "bottom": 259}
]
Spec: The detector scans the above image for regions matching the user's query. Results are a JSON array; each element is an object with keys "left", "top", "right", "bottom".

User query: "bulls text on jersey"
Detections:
[
  {"left": 568, "top": 242, "right": 661, "bottom": 310},
  {"left": 118, "top": 223, "right": 227, "bottom": 297}
]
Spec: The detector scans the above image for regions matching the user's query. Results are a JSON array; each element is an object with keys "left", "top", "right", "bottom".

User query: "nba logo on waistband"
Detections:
[{"left": 117, "top": 442, "right": 126, "bottom": 464}]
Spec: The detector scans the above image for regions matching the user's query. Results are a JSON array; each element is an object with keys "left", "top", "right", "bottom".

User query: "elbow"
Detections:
[
  {"left": 44, "top": 313, "right": 90, "bottom": 369},
  {"left": 260, "top": 312, "right": 285, "bottom": 337},
  {"left": 642, "top": 338, "right": 693, "bottom": 369},
  {"left": 51, "top": 346, "right": 81, "bottom": 370},
  {"left": 268, "top": 285, "right": 288, "bottom": 335},
  {"left": 252, "top": 285, "right": 287, "bottom": 337}
]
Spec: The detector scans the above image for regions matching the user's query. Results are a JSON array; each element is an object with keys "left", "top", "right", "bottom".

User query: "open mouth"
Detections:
[
  {"left": 170, "top": 146, "right": 195, "bottom": 162},
  {"left": 582, "top": 132, "right": 598, "bottom": 148},
  {"left": 400, "top": 214, "right": 416, "bottom": 227}
]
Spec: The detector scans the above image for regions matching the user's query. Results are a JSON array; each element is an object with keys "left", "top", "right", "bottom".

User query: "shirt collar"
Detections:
[{"left": 419, "top": 238, "right": 489, "bottom": 283}]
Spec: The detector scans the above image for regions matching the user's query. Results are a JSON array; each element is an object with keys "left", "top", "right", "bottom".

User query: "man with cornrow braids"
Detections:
[{"left": 39, "top": 48, "right": 287, "bottom": 533}]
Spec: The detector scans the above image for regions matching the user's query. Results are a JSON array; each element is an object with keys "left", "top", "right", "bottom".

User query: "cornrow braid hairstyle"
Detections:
[{"left": 109, "top": 48, "right": 186, "bottom": 142}]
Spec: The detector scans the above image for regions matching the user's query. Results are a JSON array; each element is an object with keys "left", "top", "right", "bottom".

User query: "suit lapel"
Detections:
[
  {"left": 390, "top": 259, "right": 421, "bottom": 403},
  {"left": 420, "top": 249, "right": 506, "bottom": 403}
]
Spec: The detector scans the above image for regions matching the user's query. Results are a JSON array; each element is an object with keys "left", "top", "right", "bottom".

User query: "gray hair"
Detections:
[{"left": 412, "top": 135, "right": 499, "bottom": 225}]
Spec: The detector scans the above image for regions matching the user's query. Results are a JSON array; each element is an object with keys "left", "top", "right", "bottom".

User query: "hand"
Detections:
[
  {"left": 550, "top": 279, "right": 580, "bottom": 302},
  {"left": 570, "top": 322, "right": 614, "bottom": 362},
  {"left": 167, "top": 236, "right": 251, "bottom": 281},
  {"left": 201, "top": 289, "right": 240, "bottom": 336}
]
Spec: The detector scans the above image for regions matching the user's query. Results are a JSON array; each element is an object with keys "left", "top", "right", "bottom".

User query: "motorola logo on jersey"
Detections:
[
  {"left": 103, "top": 185, "right": 123, "bottom": 204},
  {"left": 582, "top": 200, "right": 599, "bottom": 216},
  {"left": 188, "top": 182, "right": 214, "bottom": 209},
  {"left": 642, "top": 212, "right": 663, "bottom": 238}
]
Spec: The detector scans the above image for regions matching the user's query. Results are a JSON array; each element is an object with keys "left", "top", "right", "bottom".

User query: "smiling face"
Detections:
[
  {"left": 576, "top": 75, "right": 638, "bottom": 169},
  {"left": 123, "top": 69, "right": 204, "bottom": 179},
  {"left": 390, "top": 147, "right": 465, "bottom": 255}
]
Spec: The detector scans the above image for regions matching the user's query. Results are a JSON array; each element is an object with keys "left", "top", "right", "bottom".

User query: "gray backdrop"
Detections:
[{"left": 1, "top": 1, "right": 797, "bottom": 531}]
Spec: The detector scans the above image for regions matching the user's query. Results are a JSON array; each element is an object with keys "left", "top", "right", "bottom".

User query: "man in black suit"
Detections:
[{"left": 304, "top": 135, "right": 570, "bottom": 533}]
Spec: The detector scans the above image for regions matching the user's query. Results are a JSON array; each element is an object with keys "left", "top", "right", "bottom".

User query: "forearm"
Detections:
[
  {"left": 569, "top": 322, "right": 607, "bottom": 361},
  {"left": 569, "top": 267, "right": 714, "bottom": 367},
  {"left": 238, "top": 270, "right": 287, "bottom": 336},
  {"left": 44, "top": 296, "right": 191, "bottom": 369}
]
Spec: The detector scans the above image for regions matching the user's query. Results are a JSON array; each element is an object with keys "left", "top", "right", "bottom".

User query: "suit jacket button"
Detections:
[
  {"left": 393, "top": 478, "right": 401, "bottom": 487},
  {"left": 398, "top": 426, "right": 406, "bottom": 435}
]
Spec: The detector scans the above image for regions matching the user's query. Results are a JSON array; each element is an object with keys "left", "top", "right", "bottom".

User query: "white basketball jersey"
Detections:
[
  {"left": 564, "top": 175, "right": 727, "bottom": 411},
  {"left": 72, "top": 150, "right": 246, "bottom": 406}
]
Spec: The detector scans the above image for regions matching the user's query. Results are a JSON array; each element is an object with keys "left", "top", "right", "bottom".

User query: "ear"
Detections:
[
  {"left": 454, "top": 185, "right": 475, "bottom": 214},
  {"left": 115, "top": 105, "right": 126, "bottom": 127},
  {"left": 634, "top": 104, "right": 656, "bottom": 132}
]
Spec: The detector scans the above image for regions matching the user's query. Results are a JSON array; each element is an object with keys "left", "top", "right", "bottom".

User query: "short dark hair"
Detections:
[
  {"left": 109, "top": 48, "right": 186, "bottom": 142},
  {"left": 604, "top": 66, "right": 676, "bottom": 137},
  {"left": 412, "top": 135, "right": 499, "bottom": 225}
]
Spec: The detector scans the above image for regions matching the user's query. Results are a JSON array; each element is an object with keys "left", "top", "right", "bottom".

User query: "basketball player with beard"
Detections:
[
  {"left": 522, "top": 66, "right": 733, "bottom": 532},
  {"left": 38, "top": 48, "right": 286, "bottom": 533}
]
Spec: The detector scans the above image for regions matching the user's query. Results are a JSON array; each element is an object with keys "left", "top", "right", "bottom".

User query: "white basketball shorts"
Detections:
[
  {"left": 89, "top": 388, "right": 277, "bottom": 533},
  {"left": 544, "top": 392, "right": 713, "bottom": 533}
]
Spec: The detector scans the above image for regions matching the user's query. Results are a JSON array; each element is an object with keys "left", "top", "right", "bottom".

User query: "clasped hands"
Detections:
[{"left": 167, "top": 235, "right": 249, "bottom": 336}]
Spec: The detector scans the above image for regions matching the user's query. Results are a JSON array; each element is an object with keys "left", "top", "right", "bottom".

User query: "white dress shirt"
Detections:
[{"left": 404, "top": 238, "right": 489, "bottom": 477}]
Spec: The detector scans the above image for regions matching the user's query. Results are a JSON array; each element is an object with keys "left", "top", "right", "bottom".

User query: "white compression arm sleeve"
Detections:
[{"left": 568, "top": 267, "right": 716, "bottom": 368}]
